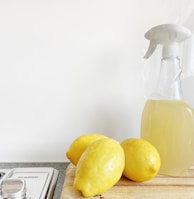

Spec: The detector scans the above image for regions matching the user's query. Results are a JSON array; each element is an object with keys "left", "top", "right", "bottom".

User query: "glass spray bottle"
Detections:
[{"left": 141, "top": 24, "right": 194, "bottom": 176}]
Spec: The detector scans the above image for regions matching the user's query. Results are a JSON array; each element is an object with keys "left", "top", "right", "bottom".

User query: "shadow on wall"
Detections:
[
  {"left": 182, "top": 76, "right": 194, "bottom": 108},
  {"left": 85, "top": 101, "right": 136, "bottom": 141},
  {"left": 69, "top": 49, "right": 140, "bottom": 141}
]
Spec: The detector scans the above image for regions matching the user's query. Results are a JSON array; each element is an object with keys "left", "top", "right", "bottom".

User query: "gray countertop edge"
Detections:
[{"left": 0, "top": 162, "right": 70, "bottom": 199}]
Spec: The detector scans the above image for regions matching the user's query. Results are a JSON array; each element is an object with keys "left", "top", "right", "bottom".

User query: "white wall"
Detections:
[{"left": 0, "top": 0, "right": 194, "bottom": 162}]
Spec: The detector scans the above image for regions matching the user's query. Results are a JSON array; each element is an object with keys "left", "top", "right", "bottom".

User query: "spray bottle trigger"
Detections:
[{"left": 144, "top": 41, "right": 157, "bottom": 59}]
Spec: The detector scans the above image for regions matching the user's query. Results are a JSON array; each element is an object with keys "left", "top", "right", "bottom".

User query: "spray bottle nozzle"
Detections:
[{"left": 144, "top": 24, "right": 192, "bottom": 59}]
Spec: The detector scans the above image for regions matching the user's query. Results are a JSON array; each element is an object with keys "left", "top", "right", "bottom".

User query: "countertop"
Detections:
[{"left": 0, "top": 162, "right": 69, "bottom": 199}]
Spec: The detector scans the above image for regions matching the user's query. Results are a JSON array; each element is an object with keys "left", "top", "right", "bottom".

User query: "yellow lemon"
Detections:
[
  {"left": 73, "top": 138, "right": 125, "bottom": 197},
  {"left": 121, "top": 138, "right": 161, "bottom": 182},
  {"left": 66, "top": 133, "right": 107, "bottom": 165}
]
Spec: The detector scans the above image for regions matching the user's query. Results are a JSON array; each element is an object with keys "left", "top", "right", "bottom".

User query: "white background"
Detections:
[{"left": 1, "top": 0, "right": 194, "bottom": 162}]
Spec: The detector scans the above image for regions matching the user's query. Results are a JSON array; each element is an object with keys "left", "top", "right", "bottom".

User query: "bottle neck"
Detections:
[{"left": 151, "top": 56, "right": 183, "bottom": 100}]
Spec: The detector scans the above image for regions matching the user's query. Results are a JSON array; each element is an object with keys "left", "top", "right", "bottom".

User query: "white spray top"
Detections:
[{"left": 144, "top": 24, "right": 192, "bottom": 59}]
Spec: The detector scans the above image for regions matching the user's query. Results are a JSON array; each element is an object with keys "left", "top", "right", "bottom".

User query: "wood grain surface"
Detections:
[{"left": 60, "top": 163, "right": 194, "bottom": 199}]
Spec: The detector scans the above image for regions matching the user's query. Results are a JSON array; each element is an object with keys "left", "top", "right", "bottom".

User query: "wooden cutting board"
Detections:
[{"left": 60, "top": 163, "right": 194, "bottom": 199}]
